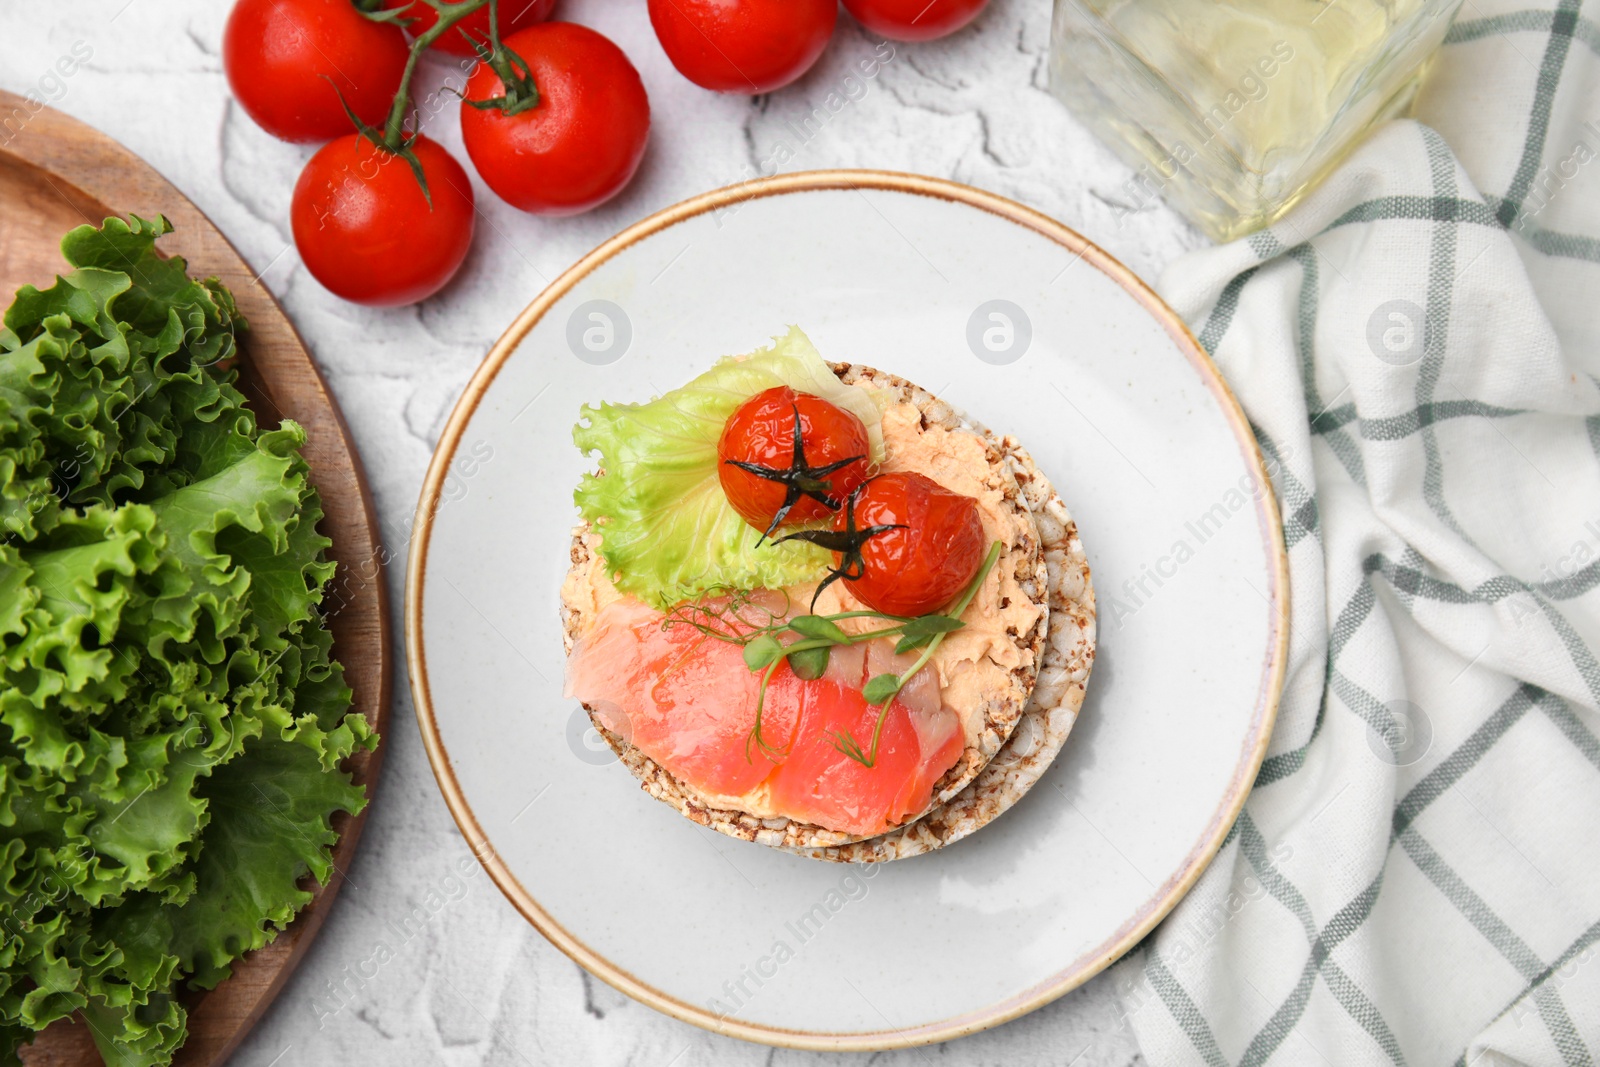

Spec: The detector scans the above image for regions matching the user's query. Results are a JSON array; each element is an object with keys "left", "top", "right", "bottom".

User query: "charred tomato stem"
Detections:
[
  {"left": 723, "top": 402, "right": 865, "bottom": 544},
  {"left": 774, "top": 483, "right": 904, "bottom": 608}
]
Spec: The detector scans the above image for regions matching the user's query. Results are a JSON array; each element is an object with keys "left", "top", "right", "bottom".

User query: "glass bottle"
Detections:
[{"left": 1050, "top": 0, "right": 1465, "bottom": 241}]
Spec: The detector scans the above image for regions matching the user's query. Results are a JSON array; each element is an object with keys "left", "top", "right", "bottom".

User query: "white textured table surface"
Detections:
[{"left": 1, "top": 3, "right": 1207, "bottom": 1063}]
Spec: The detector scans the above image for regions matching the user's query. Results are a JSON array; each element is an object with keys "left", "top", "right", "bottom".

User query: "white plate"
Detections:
[{"left": 407, "top": 172, "right": 1287, "bottom": 1051}]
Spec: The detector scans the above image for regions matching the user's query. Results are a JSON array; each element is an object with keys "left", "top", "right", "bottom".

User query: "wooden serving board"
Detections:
[{"left": 0, "top": 90, "right": 392, "bottom": 1065}]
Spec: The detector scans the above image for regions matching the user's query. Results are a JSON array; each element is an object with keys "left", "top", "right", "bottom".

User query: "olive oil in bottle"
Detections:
[{"left": 1051, "top": 0, "right": 1463, "bottom": 240}]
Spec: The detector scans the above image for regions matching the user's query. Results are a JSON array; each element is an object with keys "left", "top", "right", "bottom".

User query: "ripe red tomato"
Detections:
[
  {"left": 718, "top": 387, "right": 872, "bottom": 538},
  {"left": 386, "top": 0, "right": 557, "bottom": 56},
  {"left": 647, "top": 0, "right": 836, "bottom": 94},
  {"left": 838, "top": 473, "right": 985, "bottom": 617},
  {"left": 223, "top": 0, "right": 409, "bottom": 144},
  {"left": 842, "top": 0, "right": 989, "bottom": 40},
  {"left": 459, "top": 23, "right": 650, "bottom": 216},
  {"left": 290, "top": 134, "right": 476, "bottom": 306}
]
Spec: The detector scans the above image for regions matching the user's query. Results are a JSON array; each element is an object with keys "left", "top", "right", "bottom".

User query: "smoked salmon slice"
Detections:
[
  {"left": 565, "top": 594, "right": 964, "bottom": 836},
  {"left": 564, "top": 595, "right": 799, "bottom": 797},
  {"left": 765, "top": 672, "right": 962, "bottom": 836}
]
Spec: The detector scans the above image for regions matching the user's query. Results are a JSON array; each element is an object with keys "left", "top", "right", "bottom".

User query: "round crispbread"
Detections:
[
  {"left": 796, "top": 438, "right": 1095, "bottom": 862},
  {"left": 560, "top": 365, "right": 1091, "bottom": 856}
]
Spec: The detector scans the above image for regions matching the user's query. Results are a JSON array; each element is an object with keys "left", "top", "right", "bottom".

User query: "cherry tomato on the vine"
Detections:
[
  {"left": 834, "top": 472, "right": 985, "bottom": 617},
  {"left": 841, "top": 0, "right": 990, "bottom": 41},
  {"left": 290, "top": 134, "right": 476, "bottom": 307},
  {"left": 460, "top": 23, "right": 650, "bottom": 216},
  {"left": 385, "top": 0, "right": 558, "bottom": 56},
  {"left": 718, "top": 387, "right": 872, "bottom": 539},
  {"left": 223, "top": 0, "right": 409, "bottom": 144},
  {"left": 647, "top": 0, "right": 836, "bottom": 94}
]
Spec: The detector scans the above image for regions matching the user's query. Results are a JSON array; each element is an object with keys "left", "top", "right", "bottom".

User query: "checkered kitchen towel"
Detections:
[{"left": 1113, "top": 2, "right": 1600, "bottom": 1065}]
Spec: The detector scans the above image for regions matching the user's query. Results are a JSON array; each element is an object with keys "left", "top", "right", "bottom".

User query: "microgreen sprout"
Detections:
[
  {"left": 664, "top": 541, "right": 1003, "bottom": 769},
  {"left": 825, "top": 540, "right": 1001, "bottom": 767}
]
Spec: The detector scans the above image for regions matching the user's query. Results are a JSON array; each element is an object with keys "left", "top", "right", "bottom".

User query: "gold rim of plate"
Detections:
[{"left": 404, "top": 169, "right": 1291, "bottom": 1052}]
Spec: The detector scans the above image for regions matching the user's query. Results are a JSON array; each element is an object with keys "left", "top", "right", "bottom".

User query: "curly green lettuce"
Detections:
[
  {"left": 573, "top": 326, "right": 886, "bottom": 605},
  {"left": 0, "top": 216, "right": 373, "bottom": 1067}
]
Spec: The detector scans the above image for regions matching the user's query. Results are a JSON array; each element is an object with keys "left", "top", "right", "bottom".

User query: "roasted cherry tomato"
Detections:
[
  {"left": 223, "top": 0, "right": 409, "bottom": 144},
  {"left": 459, "top": 23, "right": 650, "bottom": 216},
  {"left": 842, "top": 0, "right": 989, "bottom": 41},
  {"left": 290, "top": 134, "right": 476, "bottom": 306},
  {"left": 647, "top": 0, "right": 836, "bottom": 94},
  {"left": 833, "top": 472, "right": 985, "bottom": 617},
  {"left": 718, "top": 387, "right": 872, "bottom": 540},
  {"left": 385, "top": 0, "right": 558, "bottom": 56}
]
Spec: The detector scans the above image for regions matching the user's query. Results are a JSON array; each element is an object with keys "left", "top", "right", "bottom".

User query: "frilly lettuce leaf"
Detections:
[
  {"left": 574, "top": 326, "right": 885, "bottom": 605},
  {"left": 0, "top": 217, "right": 372, "bottom": 1066},
  {"left": 81, "top": 992, "right": 186, "bottom": 1067},
  {"left": 170, "top": 737, "right": 367, "bottom": 990},
  {"left": 0, "top": 214, "right": 253, "bottom": 544}
]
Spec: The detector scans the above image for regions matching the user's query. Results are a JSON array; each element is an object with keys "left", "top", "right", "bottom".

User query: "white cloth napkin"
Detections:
[{"left": 1114, "top": 2, "right": 1600, "bottom": 1065}]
